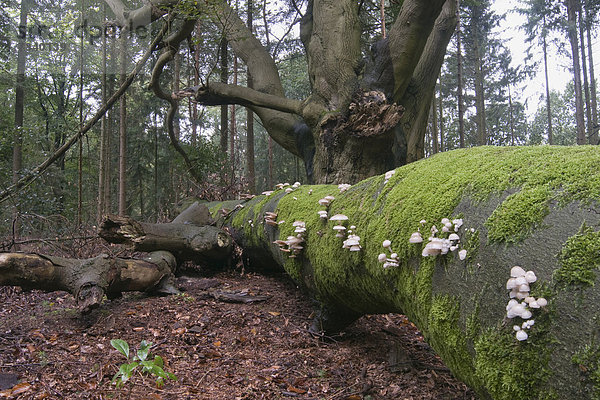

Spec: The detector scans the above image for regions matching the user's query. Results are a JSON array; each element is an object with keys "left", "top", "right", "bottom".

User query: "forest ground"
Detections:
[{"left": 0, "top": 239, "right": 477, "bottom": 400}]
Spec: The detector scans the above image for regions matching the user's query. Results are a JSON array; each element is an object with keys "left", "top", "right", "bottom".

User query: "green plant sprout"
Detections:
[{"left": 110, "top": 339, "right": 177, "bottom": 390}]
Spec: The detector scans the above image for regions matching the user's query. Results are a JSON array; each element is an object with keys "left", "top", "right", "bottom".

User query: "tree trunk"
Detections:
[
  {"left": 566, "top": 0, "right": 586, "bottom": 144},
  {"left": 585, "top": 6, "right": 598, "bottom": 144},
  {"left": 542, "top": 22, "right": 554, "bottom": 145},
  {"left": 209, "top": 145, "right": 600, "bottom": 400},
  {"left": 578, "top": 6, "right": 592, "bottom": 141},
  {"left": 118, "top": 30, "right": 128, "bottom": 215},
  {"left": 0, "top": 251, "right": 178, "bottom": 313},
  {"left": 12, "top": 0, "right": 28, "bottom": 247},
  {"left": 246, "top": 0, "right": 255, "bottom": 193},
  {"left": 431, "top": 94, "right": 439, "bottom": 154},
  {"left": 98, "top": 4, "right": 110, "bottom": 222},
  {"left": 98, "top": 202, "right": 231, "bottom": 265},
  {"left": 456, "top": 0, "right": 465, "bottom": 148},
  {"left": 220, "top": 37, "right": 228, "bottom": 154}
]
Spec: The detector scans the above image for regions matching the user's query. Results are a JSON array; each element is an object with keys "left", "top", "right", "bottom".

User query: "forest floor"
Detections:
[{"left": 0, "top": 267, "right": 478, "bottom": 400}]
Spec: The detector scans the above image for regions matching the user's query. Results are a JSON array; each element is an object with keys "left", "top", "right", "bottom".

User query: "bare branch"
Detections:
[
  {"left": 178, "top": 82, "right": 304, "bottom": 116},
  {"left": 148, "top": 19, "right": 202, "bottom": 183}
]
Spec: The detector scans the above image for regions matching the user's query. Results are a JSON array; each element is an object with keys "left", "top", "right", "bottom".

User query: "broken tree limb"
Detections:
[
  {"left": 207, "top": 146, "right": 600, "bottom": 400},
  {"left": 98, "top": 214, "right": 231, "bottom": 265},
  {"left": 0, "top": 251, "right": 177, "bottom": 313}
]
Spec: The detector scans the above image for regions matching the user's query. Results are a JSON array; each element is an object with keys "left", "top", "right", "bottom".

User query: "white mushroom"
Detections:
[
  {"left": 378, "top": 253, "right": 387, "bottom": 263},
  {"left": 382, "top": 240, "right": 392, "bottom": 248},
  {"left": 409, "top": 232, "right": 423, "bottom": 243},
  {"left": 524, "top": 271, "right": 537, "bottom": 283},
  {"left": 516, "top": 330, "right": 528, "bottom": 341},
  {"left": 329, "top": 214, "right": 349, "bottom": 222},
  {"left": 333, "top": 225, "right": 347, "bottom": 237},
  {"left": 458, "top": 249, "right": 467, "bottom": 260},
  {"left": 510, "top": 266, "right": 526, "bottom": 278},
  {"left": 448, "top": 233, "right": 460, "bottom": 241}
]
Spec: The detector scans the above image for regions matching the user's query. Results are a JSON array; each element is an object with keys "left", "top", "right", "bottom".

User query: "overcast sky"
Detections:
[{"left": 490, "top": 0, "right": 591, "bottom": 117}]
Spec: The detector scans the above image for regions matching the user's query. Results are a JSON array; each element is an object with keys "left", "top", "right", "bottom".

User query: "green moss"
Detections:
[
  {"left": 426, "top": 295, "right": 477, "bottom": 388},
  {"left": 554, "top": 225, "right": 600, "bottom": 288},
  {"left": 573, "top": 343, "right": 600, "bottom": 400},
  {"left": 474, "top": 320, "right": 555, "bottom": 400},
  {"left": 485, "top": 186, "right": 552, "bottom": 243}
]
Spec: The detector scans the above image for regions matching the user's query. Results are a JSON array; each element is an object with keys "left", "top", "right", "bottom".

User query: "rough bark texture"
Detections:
[
  {"left": 0, "top": 251, "right": 177, "bottom": 313},
  {"left": 207, "top": 146, "right": 600, "bottom": 400}
]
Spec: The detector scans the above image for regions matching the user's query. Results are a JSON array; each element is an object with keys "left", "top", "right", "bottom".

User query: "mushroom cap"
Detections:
[
  {"left": 516, "top": 330, "right": 528, "bottom": 341},
  {"left": 378, "top": 253, "right": 387, "bottom": 263},
  {"left": 441, "top": 218, "right": 451, "bottom": 225},
  {"left": 329, "top": 214, "right": 349, "bottom": 221},
  {"left": 285, "top": 188, "right": 294, "bottom": 193},
  {"left": 506, "top": 278, "right": 518, "bottom": 290},
  {"left": 324, "top": 195, "right": 335, "bottom": 201},
  {"left": 422, "top": 247, "right": 441, "bottom": 257},
  {"left": 409, "top": 232, "right": 423, "bottom": 243},
  {"left": 348, "top": 245, "right": 361, "bottom": 251},
  {"left": 262, "top": 191, "right": 274, "bottom": 195},
  {"left": 458, "top": 249, "right": 468, "bottom": 260},
  {"left": 524, "top": 271, "right": 537, "bottom": 283},
  {"left": 511, "top": 266, "right": 526, "bottom": 278},
  {"left": 295, "top": 227, "right": 307, "bottom": 233},
  {"left": 318, "top": 199, "right": 330, "bottom": 206},
  {"left": 521, "top": 310, "right": 533, "bottom": 320},
  {"left": 332, "top": 225, "right": 347, "bottom": 231},
  {"left": 343, "top": 237, "right": 361, "bottom": 246},
  {"left": 536, "top": 298, "right": 548, "bottom": 307},
  {"left": 292, "top": 221, "right": 306, "bottom": 227},
  {"left": 515, "top": 276, "right": 527, "bottom": 286},
  {"left": 382, "top": 240, "right": 392, "bottom": 248},
  {"left": 448, "top": 233, "right": 460, "bottom": 241}
]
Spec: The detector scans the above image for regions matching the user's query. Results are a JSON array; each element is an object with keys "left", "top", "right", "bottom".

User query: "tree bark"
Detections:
[
  {"left": 246, "top": 0, "right": 255, "bottom": 194},
  {"left": 118, "top": 30, "right": 128, "bottom": 215},
  {"left": 456, "top": 0, "right": 465, "bottom": 148},
  {"left": 12, "top": 0, "right": 29, "bottom": 247},
  {"left": 542, "top": 22, "right": 554, "bottom": 145},
  {"left": 566, "top": 0, "right": 586, "bottom": 144},
  {"left": 98, "top": 203, "right": 231, "bottom": 265},
  {"left": 0, "top": 251, "right": 178, "bottom": 313},
  {"left": 585, "top": 6, "right": 598, "bottom": 144},
  {"left": 220, "top": 37, "right": 229, "bottom": 154}
]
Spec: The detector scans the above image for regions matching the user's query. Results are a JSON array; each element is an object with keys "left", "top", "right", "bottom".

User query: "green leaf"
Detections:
[
  {"left": 110, "top": 339, "right": 130, "bottom": 359},
  {"left": 136, "top": 340, "right": 152, "bottom": 362},
  {"left": 153, "top": 355, "right": 164, "bottom": 368}
]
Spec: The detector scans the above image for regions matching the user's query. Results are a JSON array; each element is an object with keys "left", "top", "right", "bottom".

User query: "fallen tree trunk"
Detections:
[
  {"left": 98, "top": 204, "right": 231, "bottom": 264},
  {"left": 0, "top": 251, "right": 177, "bottom": 312},
  {"left": 207, "top": 146, "right": 600, "bottom": 400}
]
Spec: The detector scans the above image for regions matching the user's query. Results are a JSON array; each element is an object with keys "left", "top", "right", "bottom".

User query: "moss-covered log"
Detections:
[
  {"left": 98, "top": 204, "right": 231, "bottom": 265},
  {"left": 0, "top": 251, "right": 177, "bottom": 312},
  {"left": 210, "top": 146, "right": 600, "bottom": 400}
]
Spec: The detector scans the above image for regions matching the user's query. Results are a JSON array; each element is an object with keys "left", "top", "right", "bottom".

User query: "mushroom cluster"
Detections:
[
  {"left": 411, "top": 218, "right": 466, "bottom": 259},
  {"left": 378, "top": 240, "right": 399, "bottom": 268},
  {"left": 264, "top": 212, "right": 278, "bottom": 227},
  {"left": 330, "top": 214, "right": 349, "bottom": 237},
  {"left": 505, "top": 266, "right": 548, "bottom": 341},
  {"left": 338, "top": 183, "right": 351, "bottom": 193},
  {"left": 318, "top": 195, "right": 335, "bottom": 207},
  {"left": 317, "top": 210, "right": 328, "bottom": 220},
  {"left": 343, "top": 234, "right": 361, "bottom": 251},
  {"left": 273, "top": 220, "right": 307, "bottom": 258}
]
